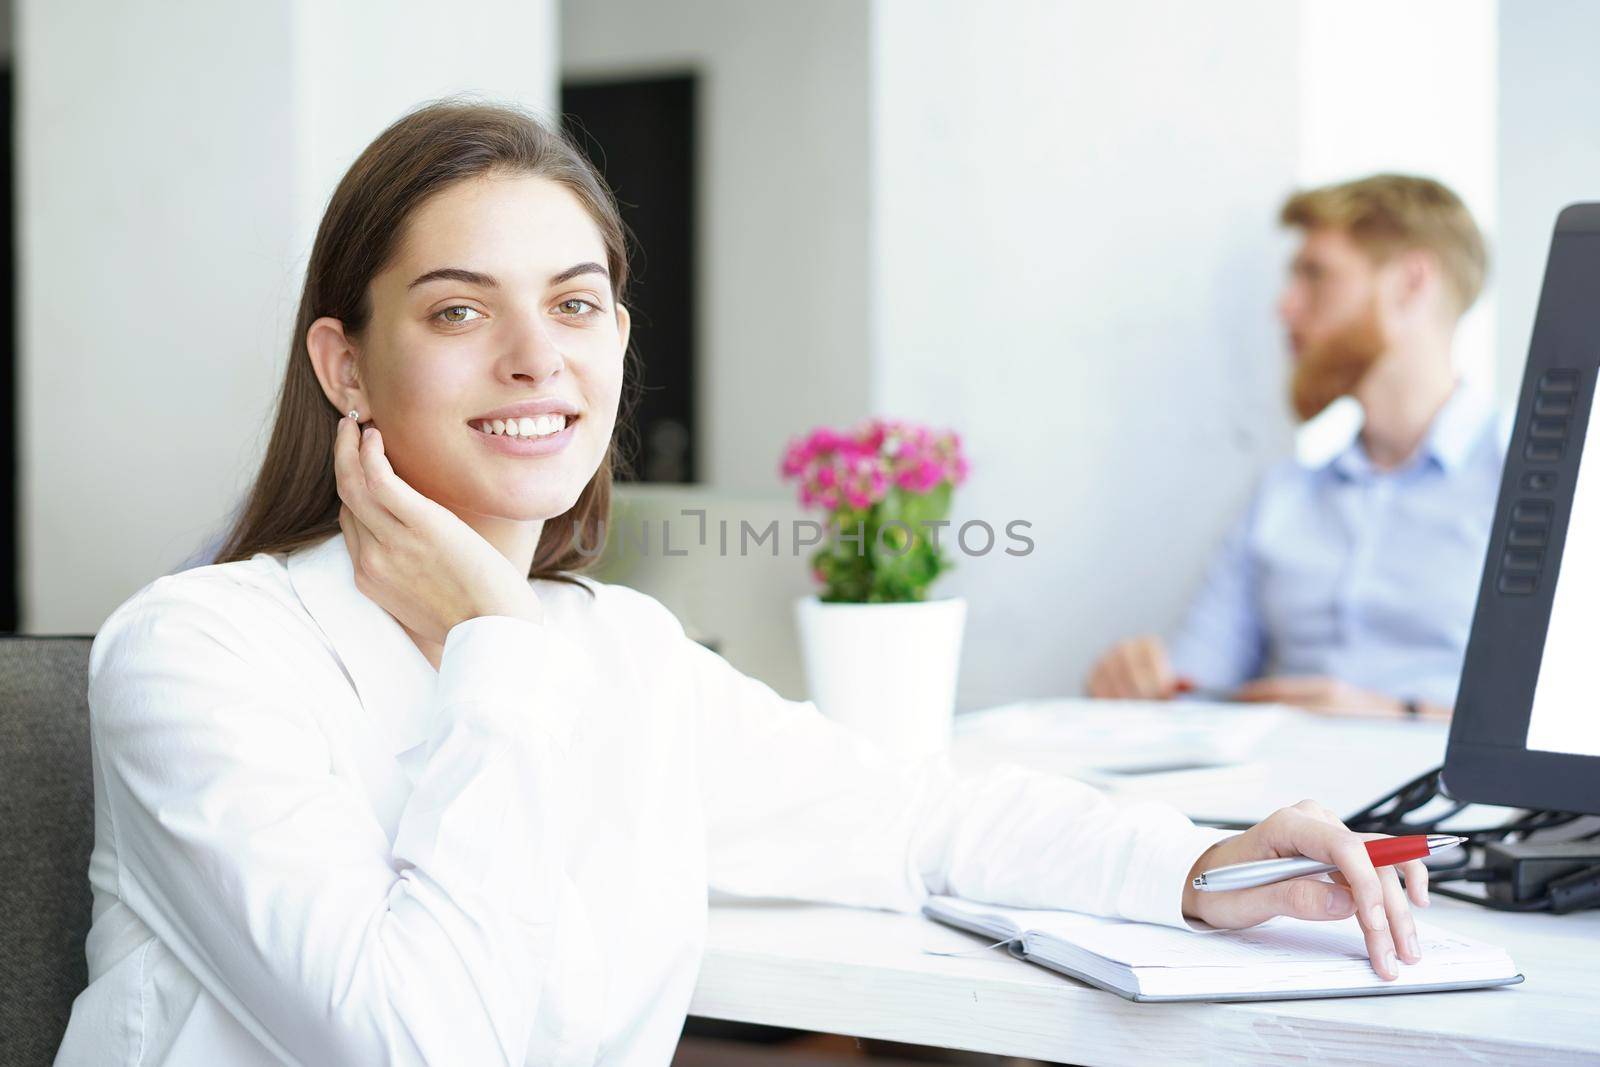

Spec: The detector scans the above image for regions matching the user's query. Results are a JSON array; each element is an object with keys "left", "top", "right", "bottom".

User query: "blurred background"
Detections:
[{"left": 4, "top": 0, "right": 1596, "bottom": 710}]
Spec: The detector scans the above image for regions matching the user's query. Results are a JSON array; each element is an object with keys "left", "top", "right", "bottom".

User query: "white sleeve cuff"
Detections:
[
  {"left": 435, "top": 614, "right": 593, "bottom": 746},
  {"left": 1114, "top": 818, "right": 1239, "bottom": 929}
]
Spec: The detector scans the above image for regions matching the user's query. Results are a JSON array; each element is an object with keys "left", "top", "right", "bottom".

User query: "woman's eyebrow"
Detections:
[
  {"left": 549, "top": 261, "right": 610, "bottom": 285},
  {"left": 407, "top": 262, "right": 609, "bottom": 290}
]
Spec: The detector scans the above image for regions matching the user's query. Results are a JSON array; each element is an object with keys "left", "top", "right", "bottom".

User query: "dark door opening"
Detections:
[{"left": 560, "top": 73, "right": 697, "bottom": 484}]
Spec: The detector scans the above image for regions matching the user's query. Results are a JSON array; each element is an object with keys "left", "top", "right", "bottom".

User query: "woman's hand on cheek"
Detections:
[
  {"left": 333, "top": 415, "right": 544, "bottom": 643},
  {"left": 1180, "top": 799, "right": 1428, "bottom": 981}
]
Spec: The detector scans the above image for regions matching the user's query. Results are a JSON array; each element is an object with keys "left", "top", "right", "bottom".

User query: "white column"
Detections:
[
  {"left": 1296, "top": 0, "right": 1499, "bottom": 394},
  {"left": 868, "top": 0, "right": 1304, "bottom": 709},
  {"left": 18, "top": 0, "right": 557, "bottom": 632},
  {"left": 1497, "top": 0, "right": 1600, "bottom": 397}
]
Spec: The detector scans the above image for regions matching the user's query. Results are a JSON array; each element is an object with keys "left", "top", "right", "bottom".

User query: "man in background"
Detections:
[{"left": 1087, "top": 174, "right": 1505, "bottom": 718}]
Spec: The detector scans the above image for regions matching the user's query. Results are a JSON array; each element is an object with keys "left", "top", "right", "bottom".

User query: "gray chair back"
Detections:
[{"left": 0, "top": 635, "right": 95, "bottom": 1067}]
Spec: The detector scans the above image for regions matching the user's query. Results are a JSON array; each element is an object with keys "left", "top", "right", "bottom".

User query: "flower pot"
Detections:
[{"left": 794, "top": 594, "right": 967, "bottom": 760}]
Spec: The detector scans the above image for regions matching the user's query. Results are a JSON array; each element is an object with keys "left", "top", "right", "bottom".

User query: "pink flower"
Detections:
[
  {"left": 810, "top": 428, "right": 844, "bottom": 454},
  {"left": 854, "top": 419, "right": 887, "bottom": 452},
  {"left": 781, "top": 416, "right": 968, "bottom": 512}
]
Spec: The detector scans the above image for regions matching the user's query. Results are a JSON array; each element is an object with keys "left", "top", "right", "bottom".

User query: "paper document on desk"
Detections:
[
  {"left": 954, "top": 698, "right": 1290, "bottom": 791},
  {"left": 924, "top": 895, "right": 1522, "bottom": 1002}
]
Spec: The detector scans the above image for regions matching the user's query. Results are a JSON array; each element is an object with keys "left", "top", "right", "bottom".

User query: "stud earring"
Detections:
[{"left": 347, "top": 410, "right": 359, "bottom": 421}]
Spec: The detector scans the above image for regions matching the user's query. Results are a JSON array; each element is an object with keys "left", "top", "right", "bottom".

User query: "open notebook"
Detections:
[{"left": 924, "top": 895, "right": 1522, "bottom": 1002}]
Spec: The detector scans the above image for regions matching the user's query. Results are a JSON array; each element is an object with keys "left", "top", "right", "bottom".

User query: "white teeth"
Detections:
[{"left": 478, "top": 413, "right": 570, "bottom": 438}]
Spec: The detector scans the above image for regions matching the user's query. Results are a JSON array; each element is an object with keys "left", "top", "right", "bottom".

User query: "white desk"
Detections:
[{"left": 691, "top": 701, "right": 1600, "bottom": 1064}]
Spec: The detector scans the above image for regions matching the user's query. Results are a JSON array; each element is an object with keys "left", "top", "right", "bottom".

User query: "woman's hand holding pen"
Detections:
[
  {"left": 1181, "top": 799, "right": 1429, "bottom": 980},
  {"left": 333, "top": 413, "right": 544, "bottom": 644}
]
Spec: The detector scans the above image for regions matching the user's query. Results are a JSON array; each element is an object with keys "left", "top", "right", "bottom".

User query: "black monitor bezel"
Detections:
[{"left": 1442, "top": 203, "right": 1600, "bottom": 815}]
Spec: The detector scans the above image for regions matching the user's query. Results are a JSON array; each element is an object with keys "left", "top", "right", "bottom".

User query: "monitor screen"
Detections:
[{"left": 1526, "top": 381, "right": 1600, "bottom": 759}]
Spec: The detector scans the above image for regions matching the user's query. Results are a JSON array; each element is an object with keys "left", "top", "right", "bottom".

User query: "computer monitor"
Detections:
[{"left": 1443, "top": 204, "right": 1600, "bottom": 816}]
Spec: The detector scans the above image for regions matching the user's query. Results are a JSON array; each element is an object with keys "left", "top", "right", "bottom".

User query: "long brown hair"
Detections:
[{"left": 212, "top": 98, "right": 638, "bottom": 590}]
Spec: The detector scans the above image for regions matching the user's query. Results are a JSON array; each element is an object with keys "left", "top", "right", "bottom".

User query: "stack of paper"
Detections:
[{"left": 953, "top": 698, "right": 1289, "bottom": 793}]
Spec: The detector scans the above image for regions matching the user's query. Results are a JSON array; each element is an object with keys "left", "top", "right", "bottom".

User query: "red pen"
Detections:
[
  {"left": 1171, "top": 677, "right": 1233, "bottom": 702},
  {"left": 1191, "top": 834, "right": 1465, "bottom": 892}
]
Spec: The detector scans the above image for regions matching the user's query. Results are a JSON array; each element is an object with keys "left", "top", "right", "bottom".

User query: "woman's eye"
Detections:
[
  {"left": 436, "top": 305, "right": 484, "bottom": 326},
  {"left": 555, "top": 298, "right": 599, "bottom": 317}
]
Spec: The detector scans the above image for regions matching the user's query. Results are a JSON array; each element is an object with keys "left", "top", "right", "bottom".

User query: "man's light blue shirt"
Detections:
[{"left": 1167, "top": 385, "right": 1510, "bottom": 708}]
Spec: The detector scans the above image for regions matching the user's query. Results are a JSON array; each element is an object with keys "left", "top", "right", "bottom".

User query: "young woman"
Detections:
[{"left": 56, "top": 100, "right": 1429, "bottom": 1067}]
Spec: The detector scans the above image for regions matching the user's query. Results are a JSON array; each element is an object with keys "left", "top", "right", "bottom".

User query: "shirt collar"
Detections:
[
  {"left": 1321, "top": 382, "right": 1492, "bottom": 480},
  {"left": 286, "top": 530, "right": 441, "bottom": 757},
  {"left": 1425, "top": 382, "right": 1494, "bottom": 472}
]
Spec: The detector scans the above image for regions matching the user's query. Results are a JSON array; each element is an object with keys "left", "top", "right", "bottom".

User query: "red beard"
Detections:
[{"left": 1289, "top": 301, "right": 1387, "bottom": 422}]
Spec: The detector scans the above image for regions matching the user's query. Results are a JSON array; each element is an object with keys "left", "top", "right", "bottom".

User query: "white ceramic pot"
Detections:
[{"left": 794, "top": 594, "right": 967, "bottom": 760}]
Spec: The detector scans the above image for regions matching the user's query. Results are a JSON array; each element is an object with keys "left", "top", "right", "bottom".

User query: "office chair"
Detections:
[{"left": 0, "top": 635, "right": 95, "bottom": 1067}]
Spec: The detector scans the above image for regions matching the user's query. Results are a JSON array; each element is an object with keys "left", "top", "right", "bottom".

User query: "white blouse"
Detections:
[{"left": 55, "top": 530, "right": 1230, "bottom": 1066}]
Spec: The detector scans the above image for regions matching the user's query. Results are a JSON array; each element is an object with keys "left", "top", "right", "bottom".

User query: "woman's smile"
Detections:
[{"left": 468, "top": 412, "right": 580, "bottom": 456}]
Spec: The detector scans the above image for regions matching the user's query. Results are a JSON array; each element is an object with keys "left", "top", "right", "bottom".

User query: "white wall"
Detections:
[
  {"left": 22, "top": 0, "right": 1525, "bottom": 711},
  {"left": 566, "top": 0, "right": 1308, "bottom": 707},
  {"left": 561, "top": 0, "right": 875, "bottom": 493},
  {"left": 566, "top": 0, "right": 1507, "bottom": 711},
  {"left": 21, "top": 1, "right": 299, "bottom": 631},
  {"left": 1297, "top": 0, "right": 1499, "bottom": 393},
  {"left": 1497, "top": 0, "right": 1600, "bottom": 397},
  {"left": 19, "top": 0, "right": 557, "bottom": 633},
  {"left": 869, "top": 0, "right": 1302, "bottom": 710}
]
